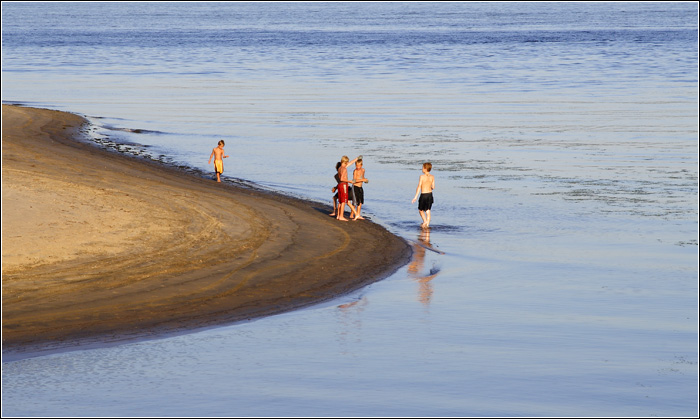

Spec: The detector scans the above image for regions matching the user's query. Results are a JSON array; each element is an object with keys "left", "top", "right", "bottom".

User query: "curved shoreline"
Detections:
[{"left": 2, "top": 104, "right": 412, "bottom": 359}]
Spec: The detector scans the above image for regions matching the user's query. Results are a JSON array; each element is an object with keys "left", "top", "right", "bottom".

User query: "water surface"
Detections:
[{"left": 2, "top": 2, "right": 697, "bottom": 416}]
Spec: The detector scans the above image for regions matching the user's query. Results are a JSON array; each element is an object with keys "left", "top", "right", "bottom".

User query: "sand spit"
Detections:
[{"left": 2, "top": 105, "right": 411, "bottom": 357}]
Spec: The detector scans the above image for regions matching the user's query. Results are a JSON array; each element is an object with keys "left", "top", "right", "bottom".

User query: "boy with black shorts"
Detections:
[
  {"left": 411, "top": 162, "right": 435, "bottom": 228},
  {"left": 351, "top": 158, "right": 369, "bottom": 220}
]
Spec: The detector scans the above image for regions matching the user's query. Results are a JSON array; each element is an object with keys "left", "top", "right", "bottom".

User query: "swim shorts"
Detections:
[
  {"left": 338, "top": 183, "right": 348, "bottom": 203},
  {"left": 214, "top": 160, "right": 224, "bottom": 174},
  {"left": 418, "top": 192, "right": 433, "bottom": 211},
  {"left": 353, "top": 185, "right": 364, "bottom": 205}
]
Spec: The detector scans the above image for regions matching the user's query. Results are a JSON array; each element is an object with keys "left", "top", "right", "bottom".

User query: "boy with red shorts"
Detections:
[{"left": 336, "top": 155, "right": 361, "bottom": 221}]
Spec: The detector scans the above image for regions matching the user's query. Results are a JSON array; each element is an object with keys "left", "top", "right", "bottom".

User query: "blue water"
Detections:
[{"left": 2, "top": 2, "right": 698, "bottom": 416}]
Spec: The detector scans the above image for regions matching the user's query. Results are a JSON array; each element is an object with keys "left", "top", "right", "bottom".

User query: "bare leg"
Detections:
[
  {"left": 424, "top": 210, "right": 431, "bottom": 228},
  {"left": 330, "top": 196, "right": 338, "bottom": 216},
  {"left": 347, "top": 202, "right": 358, "bottom": 219},
  {"left": 419, "top": 210, "right": 427, "bottom": 228},
  {"left": 353, "top": 203, "right": 364, "bottom": 220},
  {"left": 337, "top": 203, "right": 349, "bottom": 221}
]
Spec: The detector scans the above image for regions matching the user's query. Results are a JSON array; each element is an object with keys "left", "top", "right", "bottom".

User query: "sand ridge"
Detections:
[{"left": 2, "top": 105, "right": 411, "bottom": 357}]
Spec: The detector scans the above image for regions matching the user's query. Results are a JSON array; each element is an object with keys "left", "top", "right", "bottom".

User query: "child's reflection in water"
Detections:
[{"left": 407, "top": 228, "right": 440, "bottom": 307}]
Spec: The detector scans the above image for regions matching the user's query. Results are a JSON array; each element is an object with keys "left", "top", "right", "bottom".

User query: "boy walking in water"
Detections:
[
  {"left": 412, "top": 162, "right": 435, "bottom": 228},
  {"left": 352, "top": 158, "right": 369, "bottom": 220},
  {"left": 337, "top": 155, "right": 361, "bottom": 221},
  {"left": 208, "top": 140, "right": 229, "bottom": 182}
]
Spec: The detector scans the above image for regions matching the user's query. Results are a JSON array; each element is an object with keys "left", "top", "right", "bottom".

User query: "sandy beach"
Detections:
[{"left": 1, "top": 104, "right": 411, "bottom": 356}]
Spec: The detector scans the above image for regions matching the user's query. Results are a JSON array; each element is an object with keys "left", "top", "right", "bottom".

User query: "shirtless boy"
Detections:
[
  {"left": 337, "top": 155, "right": 361, "bottom": 221},
  {"left": 208, "top": 140, "right": 229, "bottom": 182},
  {"left": 351, "top": 158, "right": 369, "bottom": 220},
  {"left": 411, "top": 162, "right": 435, "bottom": 228}
]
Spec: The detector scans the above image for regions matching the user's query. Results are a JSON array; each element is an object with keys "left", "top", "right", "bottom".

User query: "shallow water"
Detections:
[{"left": 2, "top": 2, "right": 698, "bottom": 416}]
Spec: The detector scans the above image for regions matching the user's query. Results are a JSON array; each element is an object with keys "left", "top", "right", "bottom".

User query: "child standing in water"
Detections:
[
  {"left": 208, "top": 140, "right": 229, "bottom": 182},
  {"left": 412, "top": 162, "right": 435, "bottom": 228}
]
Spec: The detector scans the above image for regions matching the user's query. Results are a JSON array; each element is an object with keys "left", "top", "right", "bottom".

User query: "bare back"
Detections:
[
  {"left": 211, "top": 146, "right": 225, "bottom": 161},
  {"left": 419, "top": 173, "right": 434, "bottom": 193}
]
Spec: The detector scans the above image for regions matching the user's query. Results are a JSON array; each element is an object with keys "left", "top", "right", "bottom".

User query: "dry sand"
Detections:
[{"left": 2, "top": 104, "right": 411, "bottom": 357}]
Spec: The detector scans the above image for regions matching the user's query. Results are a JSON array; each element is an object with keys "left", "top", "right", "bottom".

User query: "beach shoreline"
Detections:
[{"left": 1, "top": 104, "right": 412, "bottom": 360}]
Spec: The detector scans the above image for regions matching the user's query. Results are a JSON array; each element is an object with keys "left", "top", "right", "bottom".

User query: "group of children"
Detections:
[
  {"left": 329, "top": 156, "right": 435, "bottom": 228},
  {"left": 330, "top": 155, "right": 368, "bottom": 222},
  {"left": 209, "top": 141, "right": 435, "bottom": 228}
]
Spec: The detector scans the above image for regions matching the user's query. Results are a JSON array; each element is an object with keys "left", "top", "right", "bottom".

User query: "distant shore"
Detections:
[{"left": 1, "top": 104, "right": 411, "bottom": 358}]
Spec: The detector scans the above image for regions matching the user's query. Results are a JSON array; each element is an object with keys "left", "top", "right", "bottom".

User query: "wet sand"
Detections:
[{"left": 1, "top": 104, "right": 411, "bottom": 357}]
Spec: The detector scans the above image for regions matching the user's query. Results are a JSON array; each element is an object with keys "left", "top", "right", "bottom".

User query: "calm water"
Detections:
[{"left": 2, "top": 2, "right": 698, "bottom": 416}]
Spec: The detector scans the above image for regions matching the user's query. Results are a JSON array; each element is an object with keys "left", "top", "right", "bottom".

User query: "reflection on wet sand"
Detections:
[
  {"left": 336, "top": 296, "right": 369, "bottom": 353},
  {"left": 408, "top": 229, "right": 441, "bottom": 306},
  {"left": 335, "top": 228, "right": 442, "bottom": 341}
]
